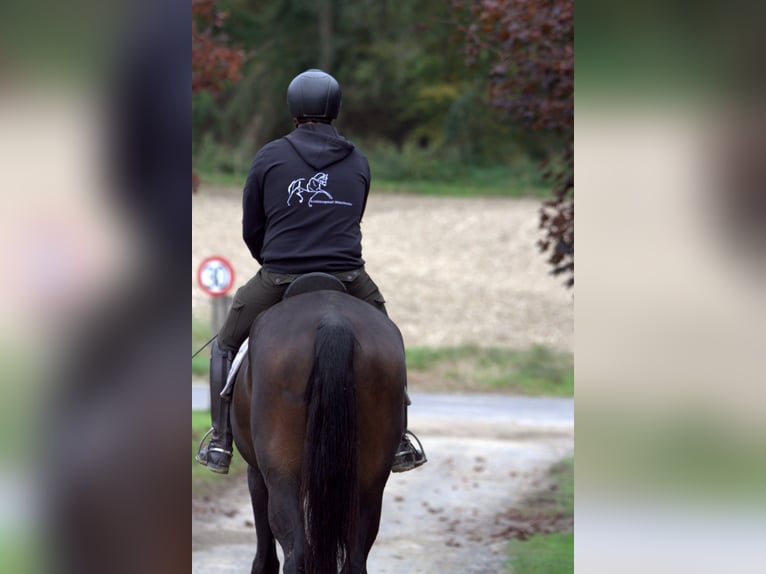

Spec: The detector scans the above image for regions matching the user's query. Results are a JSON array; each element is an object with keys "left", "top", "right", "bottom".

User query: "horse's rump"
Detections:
[{"left": 231, "top": 291, "right": 405, "bottom": 573}]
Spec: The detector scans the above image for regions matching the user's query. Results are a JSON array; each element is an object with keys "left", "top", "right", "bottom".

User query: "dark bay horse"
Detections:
[{"left": 231, "top": 289, "right": 406, "bottom": 574}]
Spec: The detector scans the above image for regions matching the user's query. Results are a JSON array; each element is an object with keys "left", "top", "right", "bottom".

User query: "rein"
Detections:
[{"left": 192, "top": 335, "right": 217, "bottom": 359}]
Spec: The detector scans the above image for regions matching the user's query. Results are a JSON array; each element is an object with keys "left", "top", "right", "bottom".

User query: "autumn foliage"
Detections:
[
  {"left": 192, "top": 0, "right": 244, "bottom": 191},
  {"left": 192, "top": 0, "right": 244, "bottom": 95},
  {"left": 456, "top": 0, "right": 574, "bottom": 286}
]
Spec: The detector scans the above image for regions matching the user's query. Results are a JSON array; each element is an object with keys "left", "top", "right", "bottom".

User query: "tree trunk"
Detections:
[{"left": 318, "top": 0, "right": 334, "bottom": 71}]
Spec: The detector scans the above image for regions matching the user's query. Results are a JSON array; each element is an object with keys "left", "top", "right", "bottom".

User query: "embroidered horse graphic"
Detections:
[{"left": 287, "top": 172, "right": 352, "bottom": 207}]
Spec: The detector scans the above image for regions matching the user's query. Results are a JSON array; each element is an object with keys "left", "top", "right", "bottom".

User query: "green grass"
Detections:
[
  {"left": 193, "top": 312, "right": 572, "bottom": 397},
  {"left": 192, "top": 318, "right": 210, "bottom": 349},
  {"left": 406, "top": 345, "right": 573, "bottom": 396},
  {"left": 192, "top": 355, "right": 208, "bottom": 377},
  {"left": 0, "top": 532, "right": 41, "bottom": 573},
  {"left": 507, "top": 533, "right": 573, "bottom": 574},
  {"left": 192, "top": 410, "right": 213, "bottom": 493},
  {"left": 539, "top": 457, "right": 575, "bottom": 517},
  {"left": 505, "top": 456, "right": 574, "bottom": 574},
  {"left": 193, "top": 166, "right": 550, "bottom": 199},
  {"left": 579, "top": 408, "right": 766, "bottom": 504},
  {"left": 191, "top": 318, "right": 572, "bottom": 396},
  {"left": 194, "top": 170, "right": 247, "bottom": 189},
  {"left": 511, "top": 456, "right": 574, "bottom": 519},
  {"left": 373, "top": 177, "right": 548, "bottom": 198}
]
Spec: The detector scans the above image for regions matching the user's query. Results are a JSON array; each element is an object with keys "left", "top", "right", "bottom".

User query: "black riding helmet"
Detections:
[{"left": 287, "top": 69, "right": 341, "bottom": 123}]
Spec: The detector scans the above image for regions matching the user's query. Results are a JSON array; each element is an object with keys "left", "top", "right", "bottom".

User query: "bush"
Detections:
[
  {"left": 361, "top": 138, "right": 549, "bottom": 193},
  {"left": 193, "top": 132, "right": 253, "bottom": 176}
]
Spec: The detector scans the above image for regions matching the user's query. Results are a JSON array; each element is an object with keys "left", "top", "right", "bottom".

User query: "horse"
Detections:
[
  {"left": 287, "top": 172, "right": 337, "bottom": 207},
  {"left": 230, "top": 287, "right": 406, "bottom": 574}
]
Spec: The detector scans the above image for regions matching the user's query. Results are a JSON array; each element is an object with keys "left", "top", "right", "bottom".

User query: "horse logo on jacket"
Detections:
[{"left": 287, "top": 172, "right": 351, "bottom": 207}]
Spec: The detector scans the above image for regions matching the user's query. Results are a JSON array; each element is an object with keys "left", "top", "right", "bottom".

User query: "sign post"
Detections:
[{"left": 197, "top": 255, "right": 235, "bottom": 337}]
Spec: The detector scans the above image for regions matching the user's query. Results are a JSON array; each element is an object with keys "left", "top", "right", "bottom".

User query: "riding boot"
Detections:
[
  {"left": 195, "top": 339, "right": 234, "bottom": 474},
  {"left": 392, "top": 389, "right": 427, "bottom": 473}
]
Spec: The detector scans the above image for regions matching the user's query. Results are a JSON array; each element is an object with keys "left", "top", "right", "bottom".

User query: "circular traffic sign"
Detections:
[{"left": 197, "top": 255, "right": 235, "bottom": 297}]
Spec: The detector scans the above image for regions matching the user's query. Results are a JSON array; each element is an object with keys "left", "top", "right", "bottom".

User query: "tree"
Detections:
[
  {"left": 192, "top": 0, "right": 244, "bottom": 96},
  {"left": 192, "top": 0, "right": 244, "bottom": 189},
  {"left": 455, "top": 0, "right": 574, "bottom": 286}
]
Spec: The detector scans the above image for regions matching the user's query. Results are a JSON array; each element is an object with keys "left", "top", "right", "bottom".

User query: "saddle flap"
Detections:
[{"left": 283, "top": 272, "right": 348, "bottom": 299}]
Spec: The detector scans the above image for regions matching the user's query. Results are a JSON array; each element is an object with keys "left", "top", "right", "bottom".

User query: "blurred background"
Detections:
[
  {"left": 1, "top": 0, "right": 189, "bottom": 572},
  {"left": 0, "top": 0, "right": 763, "bottom": 572},
  {"left": 192, "top": 0, "right": 571, "bottom": 203},
  {"left": 577, "top": 1, "right": 766, "bottom": 573}
]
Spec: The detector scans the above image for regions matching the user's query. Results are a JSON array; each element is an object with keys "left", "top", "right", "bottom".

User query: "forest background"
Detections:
[{"left": 192, "top": 0, "right": 574, "bottom": 283}]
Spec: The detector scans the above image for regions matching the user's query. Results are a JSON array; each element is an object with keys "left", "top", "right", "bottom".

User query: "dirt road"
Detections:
[
  {"left": 192, "top": 394, "right": 573, "bottom": 573},
  {"left": 192, "top": 188, "right": 573, "bottom": 352}
]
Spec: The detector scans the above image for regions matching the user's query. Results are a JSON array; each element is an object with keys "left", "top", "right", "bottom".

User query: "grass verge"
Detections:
[
  {"left": 194, "top": 170, "right": 246, "bottom": 189},
  {"left": 504, "top": 456, "right": 574, "bottom": 574},
  {"left": 507, "top": 533, "right": 573, "bottom": 574},
  {"left": 579, "top": 408, "right": 766, "bottom": 504},
  {"left": 193, "top": 169, "right": 550, "bottom": 199},
  {"left": 525, "top": 457, "right": 575, "bottom": 518},
  {"left": 373, "top": 178, "right": 549, "bottom": 198},
  {"left": 0, "top": 534, "right": 39, "bottom": 573},
  {"left": 406, "top": 345, "right": 573, "bottom": 396},
  {"left": 192, "top": 317, "right": 572, "bottom": 397}
]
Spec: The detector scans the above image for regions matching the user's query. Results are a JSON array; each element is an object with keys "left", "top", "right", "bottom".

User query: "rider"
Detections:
[{"left": 196, "top": 69, "right": 427, "bottom": 475}]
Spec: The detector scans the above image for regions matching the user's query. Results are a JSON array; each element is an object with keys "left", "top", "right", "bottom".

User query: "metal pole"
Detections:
[{"left": 210, "top": 295, "right": 233, "bottom": 338}]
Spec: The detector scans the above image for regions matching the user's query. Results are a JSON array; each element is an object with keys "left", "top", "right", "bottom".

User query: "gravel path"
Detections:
[
  {"left": 192, "top": 187, "right": 573, "bottom": 351},
  {"left": 192, "top": 395, "right": 574, "bottom": 574}
]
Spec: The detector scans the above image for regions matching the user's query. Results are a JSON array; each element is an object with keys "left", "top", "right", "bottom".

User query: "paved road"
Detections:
[
  {"left": 192, "top": 387, "right": 573, "bottom": 574},
  {"left": 193, "top": 383, "right": 572, "bottom": 427}
]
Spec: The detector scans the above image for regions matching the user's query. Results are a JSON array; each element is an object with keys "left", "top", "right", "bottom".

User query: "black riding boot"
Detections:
[
  {"left": 392, "top": 390, "right": 427, "bottom": 473},
  {"left": 195, "top": 339, "right": 234, "bottom": 474}
]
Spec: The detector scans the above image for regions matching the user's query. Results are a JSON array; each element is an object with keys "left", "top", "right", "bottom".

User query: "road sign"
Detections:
[{"left": 197, "top": 256, "right": 235, "bottom": 297}]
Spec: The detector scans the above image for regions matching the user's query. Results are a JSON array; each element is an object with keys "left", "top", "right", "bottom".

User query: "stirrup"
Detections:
[
  {"left": 195, "top": 427, "right": 233, "bottom": 473},
  {"left": 392, "top": 430, "right": 427, "bottom": 473},
  {"left": 194, "top": 427, "right": 215, "bottom": 465}
]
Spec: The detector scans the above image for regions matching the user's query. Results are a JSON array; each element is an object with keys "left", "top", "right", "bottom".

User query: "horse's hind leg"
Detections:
[
  {"left": 267, "top": 478, "right": 306, "bottom": 574},
  {"left": 348, "top": 489, "right": 385, "bottom": 574},
  {"left": 248, "top": 465, "right": 279, "bottom": 574}
]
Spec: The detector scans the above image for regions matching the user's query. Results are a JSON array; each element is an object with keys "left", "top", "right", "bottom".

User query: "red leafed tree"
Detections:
[
  {"left": 192, "top": 0, "right": 243, "bottom": 95},
  {"left": 192, "top": 0, "right": 243, "bottom": 191},
  {"left": 456, "top": 0, "right": 574, "bottom": 286}
]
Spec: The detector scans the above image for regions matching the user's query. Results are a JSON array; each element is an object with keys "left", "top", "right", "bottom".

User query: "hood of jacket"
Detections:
[{"left": 283, "top": 123, "right": 355, "bottom": 171}]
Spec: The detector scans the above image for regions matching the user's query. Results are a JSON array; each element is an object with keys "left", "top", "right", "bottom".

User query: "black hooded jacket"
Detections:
[{"left": 242, "top": 123, "right": 371, "bottom": 273}]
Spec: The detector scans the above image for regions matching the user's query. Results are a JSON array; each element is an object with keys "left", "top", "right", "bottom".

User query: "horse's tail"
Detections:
[{"left": 301, "top": 314, "right": 359, "bottom": 574}]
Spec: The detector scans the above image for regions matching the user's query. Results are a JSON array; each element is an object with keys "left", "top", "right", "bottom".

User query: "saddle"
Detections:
[
  {"left": 283, "top": 272, "right": 347, "bottom": 299},
  {"left": 221, "top": 273, "right": 349, "bottom": 397}
]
